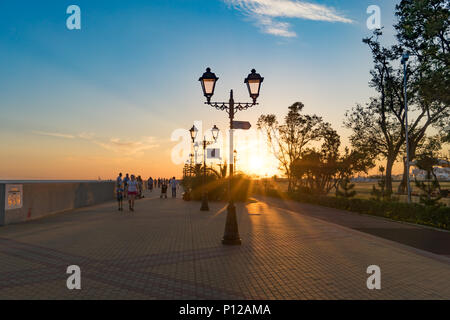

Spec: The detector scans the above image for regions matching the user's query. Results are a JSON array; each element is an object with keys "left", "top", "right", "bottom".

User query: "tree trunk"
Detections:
[
  {"left": 398, "top": 162, "right": 408, "bottom": 194},
  {"left": 385, "top": 157, "right": 395, "bottom": 195}
]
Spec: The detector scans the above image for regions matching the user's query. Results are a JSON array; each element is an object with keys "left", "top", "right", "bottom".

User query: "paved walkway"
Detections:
[
  {"left": 0, "top": 190, "right": 449, "bottom": 299},
  {"left": 256, "top": 196, "right": 450, "bottom": 258}
]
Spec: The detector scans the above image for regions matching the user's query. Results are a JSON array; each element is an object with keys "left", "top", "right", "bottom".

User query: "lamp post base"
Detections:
[
  {"left": 200, "top": 193, "right": 209, "bottom": 211},
  {"left": 222, "top": 203, "right": 241, "bottom": 245}
]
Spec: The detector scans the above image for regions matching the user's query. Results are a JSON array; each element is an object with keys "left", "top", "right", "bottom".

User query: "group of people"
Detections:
[
  {"left": 146, "top": 177, "right": 178, "bottom": 198},
  {"left": 116, "top": 173, "right": 179, "bottom": 211}
]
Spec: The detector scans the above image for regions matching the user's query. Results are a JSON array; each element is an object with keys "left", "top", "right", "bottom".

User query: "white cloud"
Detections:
[
  {"left": 92, "top": 137, "right": 159, "bottom": 155},
  {"left": 33, "top": 130, "right": 159, "bottom": 155},
  {"left": 225, "top": 0, "right": 352, "bottom": 37},
  {"left": 78, "top": 132, "right": 95, "bottom": 140},
  {"left": 33, "top": 131, "right": 75, "bottom": 139}
]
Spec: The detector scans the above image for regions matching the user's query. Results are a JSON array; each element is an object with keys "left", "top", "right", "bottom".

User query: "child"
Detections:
[
  {"left": 160, "top": 182, "right": 168, "bottom": 199},
  {"left": 116, "top": 180, "right": 124, "bottom": 211}
]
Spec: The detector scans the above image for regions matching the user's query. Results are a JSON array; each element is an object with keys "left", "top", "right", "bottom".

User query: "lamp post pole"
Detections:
[
  {"left": 194, "top": 143, "right": 199, "bottom": 165},
  {"left": 192, "top": 125, "right": 219, "bottom": 212},
  {"left": 201, "top": 137, "right": 210, "bottom": 211},
  {"left": 224, "top": 90, "right": 239, "bottom": 244},
  {"left": 189, "top": 125, "right": 198, "bottom": 177},
  {"left": 402, "top": 53, "right": 412, "bottom": 204},
  {"left": 198, "top": 68, "right": 264, "bottom": 245}
]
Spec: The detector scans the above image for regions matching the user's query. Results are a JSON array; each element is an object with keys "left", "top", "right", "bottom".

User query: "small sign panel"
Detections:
[
  {"left": 232, "top": 121, "right": 251, "bottom": 130},
  {"left": 207, "top": 148, "right": 221, "bottom": 159},
  {"left": 5, "top": 184, "right": 23, "bottom": 210}
]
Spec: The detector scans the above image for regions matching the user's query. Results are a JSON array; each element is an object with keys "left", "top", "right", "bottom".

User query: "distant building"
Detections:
[
  {"left": 352, "top": 176, "right": 377, "bottom": 182},
  {"left": 412, "top": 167, "right": 450, "bottom": 181}
]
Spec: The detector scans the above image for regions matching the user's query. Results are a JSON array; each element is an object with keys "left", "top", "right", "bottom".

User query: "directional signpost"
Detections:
[{"left": 232, "top": 121, "right": 251, "bottom": 130}]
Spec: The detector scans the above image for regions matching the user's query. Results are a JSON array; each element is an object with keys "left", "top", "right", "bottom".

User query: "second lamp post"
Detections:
[{"left": 190, "top": 124, "right": 220, "bottom": 211}]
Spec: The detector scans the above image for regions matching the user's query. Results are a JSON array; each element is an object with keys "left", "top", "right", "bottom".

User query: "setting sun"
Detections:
[{"left": 234, "top": 134, "right": 280, "bottom": 177}]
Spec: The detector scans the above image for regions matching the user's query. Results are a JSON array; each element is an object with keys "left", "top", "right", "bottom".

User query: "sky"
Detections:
[{"left": 0, "top": 0, "right": 401, "bottom": 180}]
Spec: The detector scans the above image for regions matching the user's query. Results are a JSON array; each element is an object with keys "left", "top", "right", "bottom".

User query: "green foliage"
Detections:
[
  {"left": 415, "top": 179, "right": 443, "bottom": 207},
  {"left": 370, "top": 166, "right": 395, "bottom": 201},
  {"left": 395, "top": 0, "right": 450, "bottom": 106},
  {"left": 346, "top": 0, "right": 450, "bottom": 195},
  {"left": 414, "top": 153, "right": 443, "bottom": 207},
  {"left": 253, "top": 188, "right": 450, "bottom": 231},
  {"left": 336, "top": 177, "right": 356, "bottom": 199},
  {"left": 257, "top": 102, "right": 327, "bottom": 192},
  {"left": 182, "top": 166, "right": 252, "bottom": 202}
]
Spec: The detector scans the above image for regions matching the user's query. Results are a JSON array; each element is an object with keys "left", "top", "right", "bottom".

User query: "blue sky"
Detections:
[{"left": 0, "top": 0, "right": 400, "bottom": 179}]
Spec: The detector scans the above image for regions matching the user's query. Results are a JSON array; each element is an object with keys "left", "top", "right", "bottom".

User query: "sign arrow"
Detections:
[{"left": 232, "top": 121, "right": 251, "bottom": 130}]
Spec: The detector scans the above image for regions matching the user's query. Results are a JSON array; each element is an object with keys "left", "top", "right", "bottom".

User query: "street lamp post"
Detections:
[
  {"left": 401, "top": 52, "right": 412, "bottom": 204},
  {"left": 192, "top": 125, "right": 220, "bottom": 211},
  {"left": 189, "top": 125, "right": 198, "bottom": 177},
  {"left": 194, "top": 142, "right": 199, "bottom": 165},
  {"left": 199, "top": 68, "right": 264, "bottom": 245}
]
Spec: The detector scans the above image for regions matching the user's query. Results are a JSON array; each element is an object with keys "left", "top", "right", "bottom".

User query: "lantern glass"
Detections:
[
  {"left": 211, "top": 125, "right": 220, "bottom": 142},
  {"left": 189, "top": 125, "right": 198, "bottom": 142},
  {"left": 202, "top": 79, "right": 216, "bottom": 96},
  {"left": 199, "top": 68, "right": 218, "bottom": 101},
  {"left": 247, "top": 79, "right": 261, "bottom": 96},
  {"left": 244, "top": 69, "right": 264, "bottom": 102}
]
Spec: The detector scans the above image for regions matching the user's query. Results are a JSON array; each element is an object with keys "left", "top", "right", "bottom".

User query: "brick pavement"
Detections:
[{"left": 0, "top": 190, "right": 449, "bottom": 299}]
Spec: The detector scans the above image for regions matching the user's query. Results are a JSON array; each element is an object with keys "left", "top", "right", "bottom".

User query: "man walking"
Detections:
[
  {"left": 148, "top": 177, "right": 153, "bottom": 192},
  {"left": 116, "top": 177, "right": 124, "bottom": 211},
  {"left": 170, "top": 177, "right": 177, "bottom": 198},
  {"left": 123, "top": 173, "right": 130, "bottom": 199}
]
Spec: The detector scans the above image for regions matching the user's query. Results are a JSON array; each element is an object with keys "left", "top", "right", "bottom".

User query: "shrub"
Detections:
[
  {"left": 182, "top": 173, "right": 252, "bottom": 202},
  {"left": 254, "top": 188, "right": 450, "bottom": 230}
]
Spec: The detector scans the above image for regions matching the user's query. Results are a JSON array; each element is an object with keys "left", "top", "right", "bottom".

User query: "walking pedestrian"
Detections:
[
  {"left": 127, "top": 175, "right": 138, "bottom": 211},
  {"left": 170, "top": 177, "right": 177, "bottom": 198},
  {"left": 137, "top": 175, "right": 143, "bottom": 199},
  {"left": 148, "top": 177, "right": 153, "bottom": 192},
  {"left": 116, "top": 178, "right": 124, "bottom": 211},
  {"left": 160, "top": 181, "right": 168, "bottom": 199},
  {"left": 123, "top": 173, "right": 130, "bottom": 199}
]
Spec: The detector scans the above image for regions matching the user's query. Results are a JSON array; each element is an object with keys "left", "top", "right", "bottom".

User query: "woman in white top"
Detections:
[{"left": 127, "top": 175, "right": 138, "bottom": 211}]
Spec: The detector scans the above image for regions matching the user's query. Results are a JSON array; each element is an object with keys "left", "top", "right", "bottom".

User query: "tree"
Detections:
[
  {"left": 345, "top": 30, "right": 409, "bottom": 194},
  {"left": 345, "top": 96, "right": 404, "bottom": 195},
  {"left": 394, "top": 0, "right": 450, "bottom": 193},
  {"left": 291, "top": 150, "right": 336, "bottom": 195},
  {"left": 371, "top": 166, "right": 394, "bottom": 201},
  {"left": 395, "top": 0, "right": 450, "bottom": 107},
  {"left": 291, "top": 128, "right": 373, "bottom": 195},
  {"left": 336, "top": 177, "right": 356, "bottom": 199},
  {"left": 414, "top": 153, "right": 443, "bottom": 207},
  {"left": 347, "top": 11, "right": 449, "bottom": 195},
  {"left": 257, "top": 102, "right": 324, "bottom": 192},
  {"left": 214, "top": 161, "right": 228, "bottom": 179}
]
